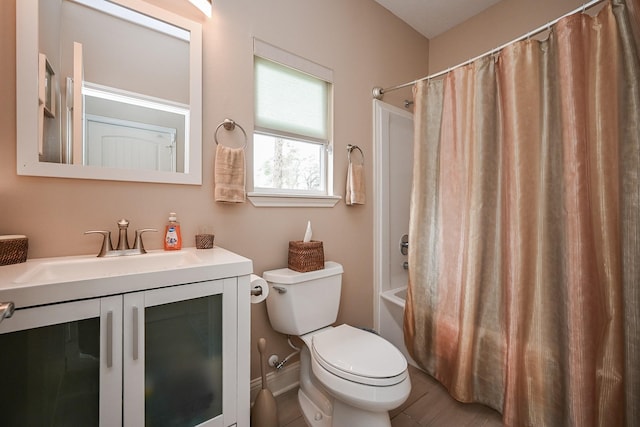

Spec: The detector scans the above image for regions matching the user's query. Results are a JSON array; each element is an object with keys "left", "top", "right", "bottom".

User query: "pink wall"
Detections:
[
  {"left": 3, "top": 0, "right": 592, "bottom": 385},
  {"left": 1, "top": 0, "right": 429, "bottom": 379},
  {"left": 429, "top": 0, "right": 585, "bottom": 73}
]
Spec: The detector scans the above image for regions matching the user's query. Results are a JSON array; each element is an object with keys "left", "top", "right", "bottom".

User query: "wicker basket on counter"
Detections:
[
  {"left": 288, "top": 240, "right": 324, "bottom": 272},
  {"left": 0, "top": 235, "right": 28, "bottom": 266},
  {"left": 195, "top": 234, "right": 215, "bottom": 249}
]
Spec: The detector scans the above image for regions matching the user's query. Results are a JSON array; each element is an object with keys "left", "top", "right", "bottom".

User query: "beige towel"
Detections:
[
  {"left": 345, "top": 162, "right": 365, "bottom": 205},
  {"left": 214, "top": 144, "right": 246, "bottom": 203}
]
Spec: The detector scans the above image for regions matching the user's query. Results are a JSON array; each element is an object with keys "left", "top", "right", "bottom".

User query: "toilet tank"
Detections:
[{"left": 263, "top": 262, "right": 343, "bottom": 336}]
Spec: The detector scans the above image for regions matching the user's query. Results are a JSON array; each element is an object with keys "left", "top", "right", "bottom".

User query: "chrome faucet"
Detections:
[
  {"left": 116, "top": 218, "right": 130, "bottom": 250},
  {"left": 85, "top": 219, "right": 157, "bottom": 257}
]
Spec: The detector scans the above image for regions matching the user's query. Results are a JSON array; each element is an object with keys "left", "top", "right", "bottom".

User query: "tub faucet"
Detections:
[{"left": 85, "top": 219, "right": 157, "bottom": 257}]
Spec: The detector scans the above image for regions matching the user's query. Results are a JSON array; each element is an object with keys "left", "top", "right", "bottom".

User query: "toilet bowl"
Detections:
[{"left": 263, "top": 262, "right": 411, "bottom": 427}]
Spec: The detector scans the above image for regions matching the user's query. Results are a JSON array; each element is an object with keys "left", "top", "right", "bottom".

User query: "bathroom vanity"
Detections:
[{"left": 0, "top": 247, "right": 252, "bottom": 427}]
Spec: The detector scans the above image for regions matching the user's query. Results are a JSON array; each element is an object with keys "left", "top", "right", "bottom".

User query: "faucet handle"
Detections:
[
  {"left": 85, "top": 230, "right": 113, "bottom": 257},
  {"left": 133, "top": 229, "right": 157, "bottom": 253}
]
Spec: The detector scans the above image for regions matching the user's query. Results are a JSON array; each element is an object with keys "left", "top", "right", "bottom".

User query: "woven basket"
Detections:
[
  {"left": 195, "top": 234, "right": 214, "bottom": 249},
  {"left": 0, "top": 235, "right": 28, "bottom": 266},
  {"left": 288, "top": 240, "right": 324, "bottom": 272}
]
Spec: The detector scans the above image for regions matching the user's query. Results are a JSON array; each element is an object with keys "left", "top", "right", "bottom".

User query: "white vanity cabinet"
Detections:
[
  {"left": 0, "top": 248, "right": 251, "bottom": 427},
  {"left": 0, "top": 297, "right": 109, "bottom": 425}
]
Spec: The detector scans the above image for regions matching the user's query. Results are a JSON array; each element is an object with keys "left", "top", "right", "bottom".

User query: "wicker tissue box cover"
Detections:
[
  {"left": 0, "top": 235, "right": 28, "bottom": 266},
  {"left": 288, "top": 240, "right": 324, "bottom": 272}
]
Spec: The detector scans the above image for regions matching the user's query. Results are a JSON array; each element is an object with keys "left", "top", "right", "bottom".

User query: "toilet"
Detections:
[{"left": 263, "top": 262, "right": 411, "bottom": 427}]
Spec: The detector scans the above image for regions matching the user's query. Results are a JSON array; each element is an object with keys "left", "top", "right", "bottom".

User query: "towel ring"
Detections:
[
  {"left": 215, "top": 118, "right": 247, "bottom": 149},
  {"left": 347, "top": 144, "right": 364, "bottom": 164}
]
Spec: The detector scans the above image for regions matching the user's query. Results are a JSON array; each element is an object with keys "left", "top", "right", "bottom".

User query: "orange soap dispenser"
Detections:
[{"left": 164, "top": 212, "right": 182, "bottom": 250}]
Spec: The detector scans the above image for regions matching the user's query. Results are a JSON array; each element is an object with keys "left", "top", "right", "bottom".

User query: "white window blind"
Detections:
[
  {"left": 251, "top": 40, "right": 337, "bottom": 205},
  {"left": 254, "top": 57, "right": 329, "bottom": 142}
]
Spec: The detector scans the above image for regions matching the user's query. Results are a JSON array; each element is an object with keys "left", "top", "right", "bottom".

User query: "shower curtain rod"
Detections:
[{"left": 372, "top": 0, "right": 607, "bottom": 100}]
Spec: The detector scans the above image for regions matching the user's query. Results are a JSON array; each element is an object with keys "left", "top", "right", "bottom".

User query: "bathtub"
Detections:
[
  {"left": 381, "top": 286, "right": 407, "bottom": 309},
  {"left": 377, "top": 286, "right": 418, "bottom": 367}
]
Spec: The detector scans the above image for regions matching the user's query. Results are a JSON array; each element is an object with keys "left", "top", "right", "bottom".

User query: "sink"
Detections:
[
  {"left": 14, "top": 250, "right": 204, "bottom": 284},
  {"left": 0, "top": 246, "right": 252, "bottom": 309}
]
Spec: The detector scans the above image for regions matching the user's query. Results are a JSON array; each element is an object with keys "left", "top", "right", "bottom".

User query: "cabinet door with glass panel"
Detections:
[
  {"left": 0, "top": 296, "right": 123, "bottom": 426},
  {"left": 0, "top": 280, "right": 233, "bottom": 427},
  {"left": 123, "top": 280, "right": 231, "bottom": 427}
]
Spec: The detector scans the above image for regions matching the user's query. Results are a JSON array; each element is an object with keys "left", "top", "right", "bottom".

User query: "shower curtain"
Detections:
[{"left": 404, "top": 1, "right": 640, "bottom": 426}]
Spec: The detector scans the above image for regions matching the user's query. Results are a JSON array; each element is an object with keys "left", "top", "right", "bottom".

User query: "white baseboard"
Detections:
[{"left": 250, "top": 361, "right": 300, "bottom": 404}]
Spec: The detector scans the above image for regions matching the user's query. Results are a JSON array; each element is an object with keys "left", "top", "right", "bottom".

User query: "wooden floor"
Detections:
[{"left": 275, "top": 365, "right": 504, "bottom": 427}]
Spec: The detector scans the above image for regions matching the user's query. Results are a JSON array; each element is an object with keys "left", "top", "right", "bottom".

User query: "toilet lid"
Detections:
[{"left": 311, "top": 324, "right": 407, "bottom": 386}]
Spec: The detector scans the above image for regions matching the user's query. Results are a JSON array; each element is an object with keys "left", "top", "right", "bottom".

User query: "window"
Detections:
[{"left": 250, "top": 40, "right": 339, "bottom": 207}]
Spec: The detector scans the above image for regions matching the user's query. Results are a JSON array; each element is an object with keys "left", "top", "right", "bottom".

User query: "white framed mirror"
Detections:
[{"left": 16, "top": 0, "right": 203, "bottom": 185}]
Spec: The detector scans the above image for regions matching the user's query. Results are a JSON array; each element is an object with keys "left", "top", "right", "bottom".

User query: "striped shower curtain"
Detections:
[{"left": 404, "top": 0, "right": 640, "bottom": 426}]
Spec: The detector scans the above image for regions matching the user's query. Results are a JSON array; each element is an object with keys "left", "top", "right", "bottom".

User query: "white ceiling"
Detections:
[{"left": 374, "top": 0, "right": 502, "bottom": 39}]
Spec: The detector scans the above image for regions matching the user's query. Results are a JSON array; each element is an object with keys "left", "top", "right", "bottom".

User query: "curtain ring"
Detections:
[{"left": 215, "top": 118, "right": 247, "bottom": 149}]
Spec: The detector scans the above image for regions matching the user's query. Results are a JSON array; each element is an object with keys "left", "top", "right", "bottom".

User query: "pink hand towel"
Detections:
[
  {"left": 214, "top": 144, "right": 246, "bottom": 203},
  {"left": 346, "top": 162, "right": 365, "bottom": 205}
]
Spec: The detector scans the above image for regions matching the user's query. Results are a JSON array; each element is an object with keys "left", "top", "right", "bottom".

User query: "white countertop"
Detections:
[{"left": 0, "top": 247, "right": 253, "bottom": 309}]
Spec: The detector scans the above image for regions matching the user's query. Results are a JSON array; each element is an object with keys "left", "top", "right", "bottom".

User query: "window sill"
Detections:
[{"left": 247, "top": 192, "right": 342, "bottom": 208}]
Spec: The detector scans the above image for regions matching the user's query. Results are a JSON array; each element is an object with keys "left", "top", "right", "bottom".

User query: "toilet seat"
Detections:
[{"left": 310, "top": 324, "right": 408, "bottom": 386}]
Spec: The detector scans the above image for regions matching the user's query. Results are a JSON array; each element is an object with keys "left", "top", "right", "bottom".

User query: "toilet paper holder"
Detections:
[{"left": 249, "top": 274, "right": 270, "bottom": 304}]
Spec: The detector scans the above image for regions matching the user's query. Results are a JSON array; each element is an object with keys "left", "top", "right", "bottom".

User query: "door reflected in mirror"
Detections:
[
  {"left": 82, "top": 83, "right": 188, "bottom": 173},
  {"left": 17, "top": 0, "right": 203, "bottom": 184}
]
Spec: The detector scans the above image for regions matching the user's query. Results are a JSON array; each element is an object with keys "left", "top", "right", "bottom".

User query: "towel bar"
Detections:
[
  {"left": 215, "top": 118, "right": 247, "bottom": 149},
  {"left": 347, "top": 144, "right": 364, "bottom": 164}
]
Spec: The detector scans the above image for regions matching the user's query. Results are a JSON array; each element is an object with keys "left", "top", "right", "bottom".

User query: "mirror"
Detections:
[{"left": 16, "top": 0, "right": 203, "bottom": 184}]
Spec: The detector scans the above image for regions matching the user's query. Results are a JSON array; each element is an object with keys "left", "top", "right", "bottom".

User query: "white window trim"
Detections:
[
  {"left": 252, "top": 39, "right": 339, "bottom": 206},
  {"left": 247, "top": 192, "right": 341, "bottom": 208}
]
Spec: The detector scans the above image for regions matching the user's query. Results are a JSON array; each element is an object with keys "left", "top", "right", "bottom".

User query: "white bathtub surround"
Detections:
[{"left": 373, "top": 100, "right": 415, "bottom": 367}]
